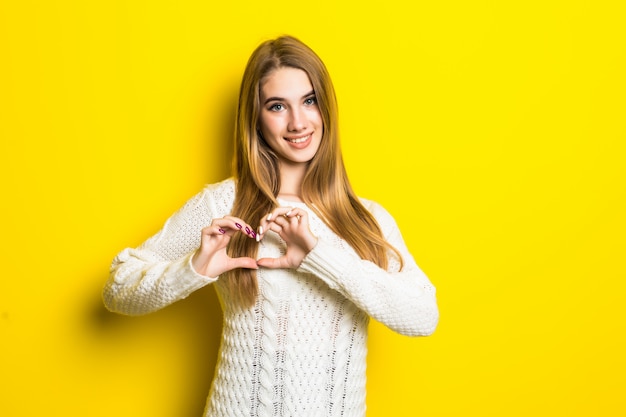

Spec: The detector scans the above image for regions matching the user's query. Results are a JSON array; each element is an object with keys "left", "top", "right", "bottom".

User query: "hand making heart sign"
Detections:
[{"left": 191, "top": 206, "right": 318, "bottom": 277}]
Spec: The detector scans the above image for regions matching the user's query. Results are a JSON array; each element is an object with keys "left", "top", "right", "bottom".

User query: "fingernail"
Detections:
[
  {"left": 245, "top": 227, "right": 256, "bottom": 238},
  {"left": 235, "top": 223, "right": 242, "bottom": 229},
  {"left": 255, "top": 233, "right": 261, "bottom": 242},
  {"left": 218, "top": 228, "right": 226, "bottom": 234},
  {"left": 285, "top": 209, "right": 293, "bottom": 216},
  {"left": 259, "top": 226, "right": 264, "bottom": 235},
  {"left": 266, "top": 213, "right": 272, "bottom": 221}
]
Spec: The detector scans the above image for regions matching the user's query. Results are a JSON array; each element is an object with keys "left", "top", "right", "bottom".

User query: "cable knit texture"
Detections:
[{"left": 103, "top": 178, "right": 438, "bottom": 417}]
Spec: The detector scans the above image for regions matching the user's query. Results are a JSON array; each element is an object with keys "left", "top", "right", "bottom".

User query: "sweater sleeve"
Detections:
[
  {"left": 102, "top": 185, "right": 228, "bottom": 316},
  {"left": 297, "top": 201, "right": 439, "bottom": 337}
]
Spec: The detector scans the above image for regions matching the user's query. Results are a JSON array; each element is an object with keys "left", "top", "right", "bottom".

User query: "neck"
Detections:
[{"left": 278, "top": 162, "right": 307, "bottom": 202}]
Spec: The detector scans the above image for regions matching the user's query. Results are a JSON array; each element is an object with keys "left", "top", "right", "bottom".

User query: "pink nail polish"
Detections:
[
  {"left": 235, "top": 223, "right": 242, "bottom": 229},
  {"left": 218, "top": 228, "right": 226, "bottom": 234}
]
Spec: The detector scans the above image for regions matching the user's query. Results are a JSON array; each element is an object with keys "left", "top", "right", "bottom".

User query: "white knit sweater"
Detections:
[{"left": 103, "top": 178, "right": 438, "bottom": 417}]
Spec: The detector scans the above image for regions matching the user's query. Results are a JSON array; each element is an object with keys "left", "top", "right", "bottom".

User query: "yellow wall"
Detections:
[{"left": 1, "top": 1, "right": 625, "bottom": 416}]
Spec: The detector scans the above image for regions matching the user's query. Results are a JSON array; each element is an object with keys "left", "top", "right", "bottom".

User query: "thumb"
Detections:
[
  {"left": 256, "top": 257, "right": 290, "bottom": 269},
  {"left": 229, "top": 257, "right": 259, "bottom": 270}
]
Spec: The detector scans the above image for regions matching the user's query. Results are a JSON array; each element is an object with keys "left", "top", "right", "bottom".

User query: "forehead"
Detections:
[{"left": 260, "top": 67, "right": 313, "bottom": 99}]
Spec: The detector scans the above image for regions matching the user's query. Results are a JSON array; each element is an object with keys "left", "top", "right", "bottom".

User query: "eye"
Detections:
[
  {"left": 268, "top": 103, "right": 284, "bottom": 112},
  {"left": 304, "top": 96, "right": 317, "bottom": 106}
]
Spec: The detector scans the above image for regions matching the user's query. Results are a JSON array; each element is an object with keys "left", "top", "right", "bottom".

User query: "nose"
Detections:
[{"left": 287, "top": 107, "right": 306, "bottom": 132}]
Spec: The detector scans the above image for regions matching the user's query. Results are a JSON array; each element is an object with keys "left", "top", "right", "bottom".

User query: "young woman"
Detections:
[{"left": 103, "top": 35, "right": 438, "bottom": 417}]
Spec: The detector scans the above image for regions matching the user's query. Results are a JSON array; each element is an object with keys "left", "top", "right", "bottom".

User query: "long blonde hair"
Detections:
[{"left": 225, "top": 35, "right": 402, "bottom": 306}]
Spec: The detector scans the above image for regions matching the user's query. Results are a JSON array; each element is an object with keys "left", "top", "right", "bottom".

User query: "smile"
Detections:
[{"left": 285, "top": 134, "right": 311, "bottom": 144}]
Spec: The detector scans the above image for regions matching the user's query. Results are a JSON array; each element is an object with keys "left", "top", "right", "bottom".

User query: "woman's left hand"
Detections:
[{"left": 256, "top": 207, "right": 318, "bottom": 269}]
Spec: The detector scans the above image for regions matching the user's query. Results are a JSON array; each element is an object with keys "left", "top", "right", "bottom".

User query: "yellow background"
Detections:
[{"left": 1, "top": 0, "right": 625, "bottom": 416}]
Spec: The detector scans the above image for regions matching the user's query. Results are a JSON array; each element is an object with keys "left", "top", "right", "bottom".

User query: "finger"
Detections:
[
  {"left": 265, "top": 222, "right": 283, "bottom": 235},
  {"left": 228, "top": 257, "right": 259, "bottom": 270},
  {"left": 264, "top": 207, "right": 296, "bottom": 224},
  {"left": 283, "top": 207, "right": 300, "bottom": 218},
  {"left": 200, "top": 255, "right": 259, "bottom": 277},
  {"left": 257, "top": 256, "right": 291, "bottom": 269},
  {"left": 257, "top": 217, "right": 270, "bottom": 240},
  {"left": 272, "top": 215, "right": 290, "bottom": 228},
  {"left": 272, "top": 211, "right": 304, "bottom": 233},
  {"left": 212, "top": 216, "right": 257, "bottom": 239},
  {"left": 258, "top": 207, "right": 293, "bottom": 240},
  {"left": 284, "top": 208, "right": 308, "bottom": 226},
  {"left": 201, "top": 225, "right": 228, "bottom": 237}
]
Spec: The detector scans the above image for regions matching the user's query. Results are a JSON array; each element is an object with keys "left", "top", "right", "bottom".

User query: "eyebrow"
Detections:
[{"left": 263, "top": 90, "right": 316, "bottom": 105}]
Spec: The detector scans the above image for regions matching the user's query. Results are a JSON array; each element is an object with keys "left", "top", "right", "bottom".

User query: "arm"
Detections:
[
  {"left": 103, "top": 189, "right": 216, "bottom": 315},
  {"left": 297, "top": 201, "right": 439, "bottom": 337}
]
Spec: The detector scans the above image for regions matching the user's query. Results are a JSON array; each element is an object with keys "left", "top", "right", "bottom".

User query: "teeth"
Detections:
[{"left": 286, "top": 134, "right": 310, "bottom": 143}]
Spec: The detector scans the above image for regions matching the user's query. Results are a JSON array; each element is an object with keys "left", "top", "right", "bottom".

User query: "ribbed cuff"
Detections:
[{"left": 163, "top": 252, "right": 217, "bottom": 297}]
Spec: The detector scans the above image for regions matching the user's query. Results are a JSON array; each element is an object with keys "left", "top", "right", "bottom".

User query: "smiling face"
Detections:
[{"left": 258, "top": 67, "right": 323, "bottom": 169}]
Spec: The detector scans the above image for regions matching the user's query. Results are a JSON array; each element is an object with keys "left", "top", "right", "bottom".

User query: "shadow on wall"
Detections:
[
  {"left": 86, "top": 79, "right": 239, "bottom": 416},
  {"left": 90, "top": 282, "right": 223, "bottom": 417}
]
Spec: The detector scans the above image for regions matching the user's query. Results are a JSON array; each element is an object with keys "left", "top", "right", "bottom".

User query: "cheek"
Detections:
[
  {"left": 310, "top": 109, "right": 323, "bottom": 127},
  {"left": 259, "top": 115, "right": 281, "bottom": 136}
]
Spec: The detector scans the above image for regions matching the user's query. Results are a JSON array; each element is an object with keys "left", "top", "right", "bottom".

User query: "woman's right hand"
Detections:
[{"left": 191, "top": 216, "right": 259, "bottom": 277}]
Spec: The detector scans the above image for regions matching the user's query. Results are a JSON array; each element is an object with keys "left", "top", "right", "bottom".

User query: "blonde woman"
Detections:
[{"left": 103, "top": 35, "right": 439, "bottom": 417}]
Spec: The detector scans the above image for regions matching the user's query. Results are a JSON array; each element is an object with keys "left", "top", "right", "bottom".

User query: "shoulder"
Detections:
[
  {"left": 359, "top": 196, "right": 390, "bottom": 218},
  {"left": 201, "top": 177, "right": 236, "bottom": 197},
  {"left": 358, "top": 197, "right": 407, "bottom": 247},
  {"left": 358, "top": 197, "right": 398, "bottom": 230},
  {"left": 182, "top": 178, "right": 236, "bottom": 217}
]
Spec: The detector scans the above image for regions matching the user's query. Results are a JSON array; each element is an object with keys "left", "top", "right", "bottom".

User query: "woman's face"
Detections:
[{"left": 258, "top": 67, "right": 323, "bottom": 168}]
